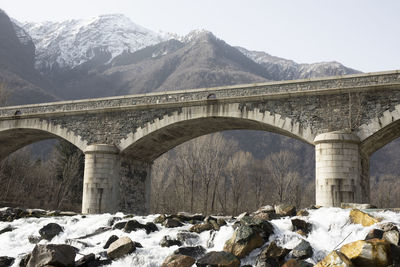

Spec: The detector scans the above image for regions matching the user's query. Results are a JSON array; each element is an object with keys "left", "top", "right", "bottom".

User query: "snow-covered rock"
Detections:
[{"left": 20, "top": 14, "right": 167, "bottom": 72}]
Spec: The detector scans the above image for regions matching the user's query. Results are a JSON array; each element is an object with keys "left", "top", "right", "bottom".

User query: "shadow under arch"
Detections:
[
  {"left": 0, "top": 120, "right": 87, "bottom": 162},
  {"left": 119, "top": 116, "right": 314, "bottom": 162},
  {"left": 360, "top": 118, "right": 400, "bottom": 156}
]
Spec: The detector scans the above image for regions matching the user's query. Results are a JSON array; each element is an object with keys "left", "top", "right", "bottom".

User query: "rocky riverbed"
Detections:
[{"left": 0, "top": 205, "right": 399, "bottom": 266}]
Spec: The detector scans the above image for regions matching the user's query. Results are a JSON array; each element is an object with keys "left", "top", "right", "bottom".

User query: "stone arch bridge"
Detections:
[{"left": 1, "top": 70, "right": 400, "bottom": 214}]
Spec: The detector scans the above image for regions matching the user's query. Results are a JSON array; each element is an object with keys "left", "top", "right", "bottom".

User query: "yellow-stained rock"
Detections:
[
  {"left": 340, "top": 238, "right": 392, "bottom": 267},
  {"left": 161, "top": 254, "right": 195, "bottom": 267},
  {"left": 349, "top": 209, "right": 380, "bottom": 227},
  {"left": 314, "top": 250, "right": 354, "bottom": 267},
  {"left": 223, "top": 226, "right": 264, "bottom": 259}
]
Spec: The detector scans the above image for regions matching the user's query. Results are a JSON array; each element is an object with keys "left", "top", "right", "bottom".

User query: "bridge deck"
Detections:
[{"left": 0, "top": 70, "right": 399, "bottom": 118}]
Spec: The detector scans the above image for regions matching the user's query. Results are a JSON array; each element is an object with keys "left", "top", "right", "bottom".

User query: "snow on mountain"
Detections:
[
  {"left": 21, "top": 14, "right": 167, "bottom": 71},
  {"left": 237, "top": 46, "right": 360, "bottom": 80}
]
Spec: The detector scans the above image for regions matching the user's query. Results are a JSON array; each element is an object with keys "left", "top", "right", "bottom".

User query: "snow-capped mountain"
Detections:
[
  {"left": 21, "top": 14, "right": 167, "bottom": 72},
  {"left": 237, "top": 47, "right": 360, "bottom": 80}
]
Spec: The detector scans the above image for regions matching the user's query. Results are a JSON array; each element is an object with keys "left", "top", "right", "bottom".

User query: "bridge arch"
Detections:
[
  {"left": 0, "top": 117, "right": 87, "bottom": 161},
  {"left": 118, "top": 103, "right": 314, "bottom": 160},
  {"left": 358, "top": 104, "right": 400, "bottom": 156}
]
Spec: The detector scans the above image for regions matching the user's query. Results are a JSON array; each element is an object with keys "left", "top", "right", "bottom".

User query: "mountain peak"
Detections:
[
  {"left": 182, "top": 29, "right": 216, "bottom": 43},
  {"left": 22, "top": 14, "right": 167, "bottom": 72}
]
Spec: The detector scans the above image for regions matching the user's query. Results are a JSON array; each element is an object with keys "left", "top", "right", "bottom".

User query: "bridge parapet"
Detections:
[{"left": 0, "top": 70, "right": 399, "bottom": 118}]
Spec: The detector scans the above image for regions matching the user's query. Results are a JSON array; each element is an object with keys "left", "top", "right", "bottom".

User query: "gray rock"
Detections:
[
  {"left": 160, "top": 235, "right": 182, "bottom": 247},
  {"left": 106, "top": 236, "right": 135, "bottom": 260},
  {"left": 176, "top": 231, "right": 199, "bottom": 245},
  {"left": 0, "top": 225, "right": 14, "bottom": 235},
  {"left": 144, "top": 222, "right": 158, "bottom": 234},
  {"left": 291, "top": 219, "right": 312, "bottom": 234},
  {"left": 173, "top": 245, "right": 206, "bottom": 259},
  {"left": 383, "top": 230, "right": 400, "bottom": 246},
  {"left": 26, "top": 244, "right": 76, "bottom": 267},
  {"left": 197, "top": 251, "right": 240, "bottom": 267},
  {"left": 162, "top": 218, "right": 183, "bottom": 228},
  {"left": 275, "top": 204, "right": 296, "bottom": 217},
  {"left": 292, "top": 240, "right": 313, "bottom": 260},
  {"left": 103, "top": 235, "right": 119, "bottom": 249},
  {"left": 256, "top": 241, "right": 289, "bottom": 267},
  {"left": 38, "top": 223, "right": 63, "bottom": 241},
  {"left": 28, "top": 235, "right": 42, "bottom": 244},
  {"left": 0, "top": 256, "right": 14, "bottom": 267}
]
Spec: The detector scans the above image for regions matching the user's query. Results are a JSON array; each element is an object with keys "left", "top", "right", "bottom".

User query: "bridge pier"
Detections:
[
  {"left": 82, "top": 144, "right": 120, "bottom": 214},
  {"left": 314, "top": 132, "right": 367, "bottom": 207}
]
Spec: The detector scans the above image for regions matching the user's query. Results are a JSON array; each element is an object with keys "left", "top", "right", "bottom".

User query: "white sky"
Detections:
[{"left": 2, "top": 0, "right": 399, "bottom": 72}]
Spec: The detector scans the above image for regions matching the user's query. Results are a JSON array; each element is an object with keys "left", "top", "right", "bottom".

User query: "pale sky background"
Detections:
[{"left": 1, "top": 0, "right": 399, "bottom": 72}]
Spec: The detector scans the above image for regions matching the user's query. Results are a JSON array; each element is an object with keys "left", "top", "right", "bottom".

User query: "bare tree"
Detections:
[
  {"left": 263, "top": 150, "right": 301, "bottom": 205},
  {"left": 225, "top": 151, "right": 253, "bottom": 215}
]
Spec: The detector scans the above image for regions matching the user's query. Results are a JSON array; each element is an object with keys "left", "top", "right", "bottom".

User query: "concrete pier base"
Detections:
[
  {"left": 82, "top": 144, "right": 120, "bottom": 214},
  {"left": 315, "top": 132, "right": 363, "bottom": 207}
]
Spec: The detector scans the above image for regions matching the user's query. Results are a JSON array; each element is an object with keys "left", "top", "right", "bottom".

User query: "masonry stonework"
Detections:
[{"left": 0, "top": 71, "right": 399, "bottom": 213}]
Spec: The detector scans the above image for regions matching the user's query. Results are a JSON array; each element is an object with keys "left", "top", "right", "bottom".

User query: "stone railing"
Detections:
[{"left": 0, "top": 70, "right": 399, "bottom": 117}]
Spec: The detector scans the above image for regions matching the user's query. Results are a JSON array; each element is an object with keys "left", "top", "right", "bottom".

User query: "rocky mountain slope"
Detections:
[
  {"left": 0, "top": 10, "right": 56, "bottom": 105},
  {"left": 10, "top": 13, "right": 359, "bottom": 101}
]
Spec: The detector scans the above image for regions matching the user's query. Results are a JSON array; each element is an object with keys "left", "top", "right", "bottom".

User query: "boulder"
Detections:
[
  {"left": 255, "top": 241, "right": 290, "bottom": 267},
  {"left": 349, "top": 209, "right": 380, "bottom": 226},
  {"left": 0, "top": 225, "right": 14, "bottom": 235},
  {"left": 76, "top": 227, "right": 110, "bottom": 239},
  {"left": 133, "top": 241, "right": 143, "bottom": 248},
  {"left": 383, "top": 230, "right": 400, "bottom": 246},
  {"left": 0, "top": 256, "right": 14, "bottom": 267},
  {"left": 197, "top": 251, "right": 240, "bottom": 267},
  {"left": 341, "top": 203, "right": 377, "bottom": 209},
  {"left": 113, "top": 221, "right": 127, "bottom": 230},
  {"left": 253, "top": 212, "right": 274, "bottom": 221},
  {"left": 275, "top": 204, "right": 296, "bottom": 217},
  {"left": 173, "top": 246, "right": 206, "bottom": 260},
  {"left": 217, "top": 218, "right": 227, "bottom": 226},
  {"left": 38, "top": 223, "right": 63, "bottom": 241},
  {"left": 365, "top": 228, "right": 384, "bottom": 240},
  {"left": 106, "top": 236, "right": 135, "bottom": 260},
  {"left": 124, "top": 219, "right": 145, "bottom": 233},
  {"left": 160, "top": 236, "right": 182, "bottom": 247},
  {"left": 223, "top": 225, "right": 264, "bottom": 258},
  {"left": 162, "top": 218, "right": 183, "bottom": 228},
  {"left": 314, "top": 250, "right": 354, "bottom": 267},
  {"left": 291, "top": 219, "right": 312, "bottom": 235},
  {"left": 176, "top": 231, "right": 199, "bottom": 245},
  {"left": 154, "top": 214, "right": 167, "bottom": 224},
  {"left": 75, "top": 253, "right": 112, "bottom": 267},
  {"left": 240, "top": 216, "right": 274, "bottom": 240},
  {"left": 19, "top": 254, "right": 31, "bottom": 267},
  {"left": 103, "top": 235, "right": 119, "bottom": 249},
  {"left": 26, "top": 244, "right": 76, "bottom": 267},
  {"left": 161, "top": 254, "right": 195, "bottom": 267},
  {"left": 257, "top": 205, "right": 275, "bottom": 213},
  {"left": 379, "top": 222, "right": 399, "bottom": 232},
  {"left": 144, "top": 222, "right": 158, "bottom": 234},
  {"left": 282, "top": 259, "right": 313, "bottom": 267},
  {"left": 391, "top": 244, "right": 400, "bottom": 265},
  {"left": 296, "top": 209, "right": 309, "bottom": 217},
  {"left": 189, "top": 222, "right": 213, "bottom": 233},
  {"left": 340, "top": 238, "right": 392, "bottom": 267},
  {"left": 176, "top": 212, "right": 205, "bottom": 222},
  {"left": 292, "top": 240, "right": 313, "bottom": 260},
  {"left": 28, "top": 235, "right": 42, "bottom": 244}
]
